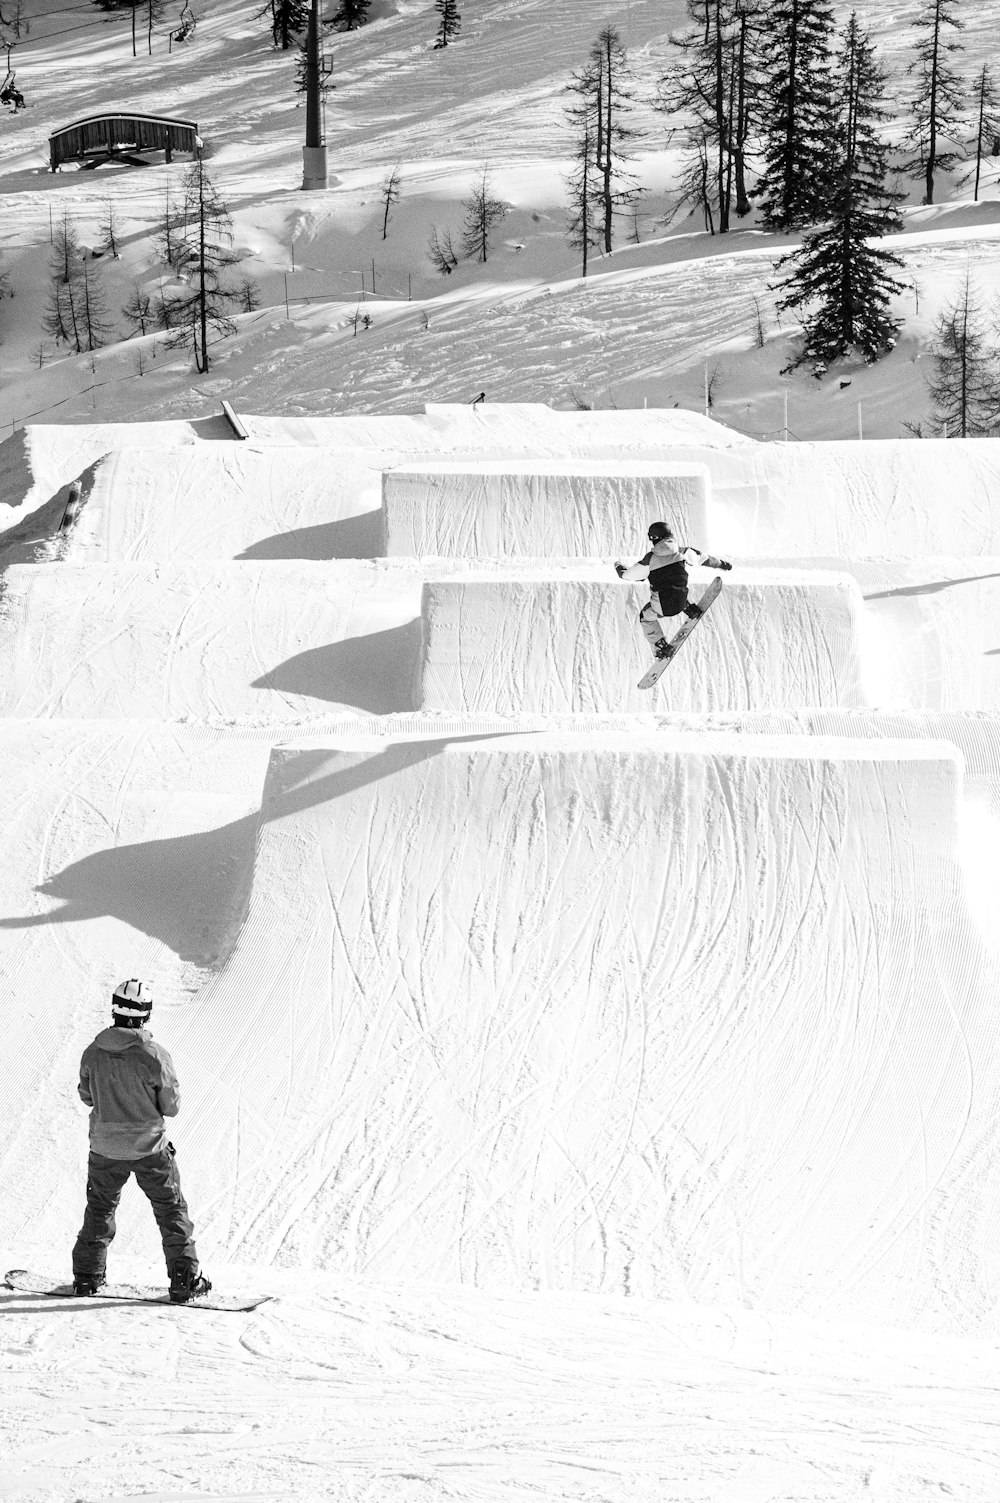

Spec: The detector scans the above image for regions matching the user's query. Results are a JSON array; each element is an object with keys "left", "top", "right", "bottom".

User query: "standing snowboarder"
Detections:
[
  {"left": 615, "top": 520, "right": 731, "bottom": 659},
  {"left": 71, "top": 979, "right": 211, "bottom": 1304}
]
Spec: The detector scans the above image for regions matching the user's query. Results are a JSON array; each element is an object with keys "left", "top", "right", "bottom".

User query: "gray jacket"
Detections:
[{"left": 78, "top": 1026, "right": 180, "bottom": 1160}]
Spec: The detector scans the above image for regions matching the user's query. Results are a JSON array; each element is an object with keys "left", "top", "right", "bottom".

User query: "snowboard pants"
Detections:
[
  {"left": 639, "top": 588, "right": 698, "bottom": 652},
  {"left": 72, "top": 1143, "right": 198, "bottom": 1283}
]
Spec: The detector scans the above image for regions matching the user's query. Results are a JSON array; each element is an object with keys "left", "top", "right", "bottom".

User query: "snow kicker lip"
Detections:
[{"left": 164, "top": 729, "right": 989, "bottom": 1332}]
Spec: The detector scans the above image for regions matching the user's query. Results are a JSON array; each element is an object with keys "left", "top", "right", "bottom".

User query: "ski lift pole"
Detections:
[{"left": 301, "top": 0, "right": 328, "bottom": 191}]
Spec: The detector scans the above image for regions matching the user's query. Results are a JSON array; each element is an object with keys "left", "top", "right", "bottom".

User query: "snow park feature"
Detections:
[
  {"left": 416, "top": 568, "right": 869, "bottom": 713},
  {"left": 381, "top": 461, "right": 712, "bottom": 556},
  {"left": 3, "top": 397, "right": 1000, "bottom": 1498}
]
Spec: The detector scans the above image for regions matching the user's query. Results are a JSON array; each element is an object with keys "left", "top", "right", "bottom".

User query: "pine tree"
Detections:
[
  {"left": 658, "top": 0, "right": 765, "bottom": 233},
  {"left": 427, "top": 225, "right": 459, "bottom": 274},
  {"left": 42, "top": 213, "right": 85, "bottom": 352},
  {"left": 564, "top": 115, "right": 600, "bottom": 274},
  {"left": 257, "top": 0, "right": 308, "bottom": 49},
  {"left": 927, "top": 269, "right": 1000, "bottom": 436},
  {"left": 755, "top": 0, "right": 837, "bottom": 229},
  {"left": 433, "top": 0, "right": 459, "bottom": 48},
  {"left": 460, "top": 166, "right": 507, "bottom": 263},
  {"left": 330, "top": 0, "right": 369, "bottom": 28},
  {"left": 77, "top": 259, "right": 115, "bottom": 351},
  {"left": 903, "top": 0, "right": 965, "bottom": 206},
  {"left": 970, "top": 63, "right": 1000, "bottom": 202},
  {"left": 567, "top": 27, "right": 641, "bottom": 256},
  {"left": 670, "top": 130, "right": 717, "bottom": 232},
  {"left": 123, "top": 282, "right": 155, "bottom": 336},
  {"left": 156, "top": 188, "right": 183, "bottom": 268},
  {"left": 379, "top": 164, "right": 402, "bottom": 239},
  {"left": 98, "top": 198, "right": 121, "bottom": 258},
  {"left": 160, "top": 159, "right": 239, "bottom": 372},
  {"left": 773, "top": 13, "right": 905, "bottom": 371}
]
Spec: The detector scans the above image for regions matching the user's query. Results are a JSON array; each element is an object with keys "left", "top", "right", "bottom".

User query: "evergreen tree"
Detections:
[
  {"left": 257, "top": 0, "right": 308, "bottom": 49},
  {"left": 774, "top": 13, "right": 905, "bottom": 371},
  {"left": 658, "top": 0, "right": 765, "bottom": 233},
  {"left": 427, "top": 225, "right": 459, "bottom": 273},
  {"left": 567, "top": 26, "right": 641, "bottom": 256},
  {"left": 564, "top": 114, "right": 600, "bottom": 274},
  {"left": 927, "top": 269, "right": 1000, "bottom": 435},
  {"left": 160, "top": 159, "right": 239, "bottom": 372},
  {"left": 903, "top": 0, "right": 965, "bottom": 206},
  {"left": 330, "top": 0, "right": 369, "bottom": 28},
  {"left": 294, "top": 34, "right": 334, "bottom": 96},
  {"left": 42, "top": 213, "right": 85, "bottom": 352},
  {"left": 379, "top": 164, "right": 402, "bottom": 239},
  {"left": 123, "top": 282, "right": 156, "bottom": 336},
  {"left": 670, "top": 129, "right": 717, "bottom": 232},
  {"left": 98, "top": 198, "right": 122, "bottom": 258},
  {"left": 460, "top": 166, "right": 507, "bottom": 262},
  {"left": 155, "top": 187, "right": 183, "bottom": 268},
  {"left": 754, "top": 0, "right": 837, "bottom": 229},
  {"left": 78, "top": 259, "right": 115, "bottom": 351},
  {"left": 433, "top": 0, "right": 459, "bottom": 48},
  {"left": 970, "top": 63, "right": 1000, "bottom": 202}
]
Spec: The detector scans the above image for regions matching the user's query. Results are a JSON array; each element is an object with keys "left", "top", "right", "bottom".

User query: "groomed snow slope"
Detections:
[
  {"left": 418, "top": 570, "right": 868, "bottom": 712},
  {"left": 119, "top": 727, "right": 994, "bottom": 1336}
]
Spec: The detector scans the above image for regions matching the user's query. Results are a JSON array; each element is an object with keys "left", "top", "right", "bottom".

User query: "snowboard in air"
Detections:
[
  {"left": 637, "top": 576, "right": 723, "bottom": 691},
  {"left": 4, "top": 1268, "right": 271, "bottom": 1313}
]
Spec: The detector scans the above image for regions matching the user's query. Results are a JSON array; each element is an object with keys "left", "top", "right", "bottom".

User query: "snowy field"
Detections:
[{"left": 4, "top": 0, "right": 1000, "bottom": 1498}]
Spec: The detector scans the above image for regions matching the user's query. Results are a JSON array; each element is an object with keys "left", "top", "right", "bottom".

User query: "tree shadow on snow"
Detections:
[
  {"left": 251, "top": 620, "right": 421, "bottom": 713},
  {"left": 236, "top": 509, "right": 382, "bottom": 561},
  {"left": 864, "top": 571, "right": 1000, "bottom": 601},
  {"left": 0, "top": 734, "right": 525, "bottom": 962}
]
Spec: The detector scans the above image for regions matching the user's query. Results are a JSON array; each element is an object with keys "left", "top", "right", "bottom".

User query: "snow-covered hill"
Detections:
[{"left": 3, "top": 0, "right": 1000, "bottom": 437}]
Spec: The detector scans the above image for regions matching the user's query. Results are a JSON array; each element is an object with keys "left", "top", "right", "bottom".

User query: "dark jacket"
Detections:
[
  {"left": 622, "top": 541, "right": 728, "bottom": 600},
  {"left": 78, "top": 1026, "right": 180, "bottom": 1160}
]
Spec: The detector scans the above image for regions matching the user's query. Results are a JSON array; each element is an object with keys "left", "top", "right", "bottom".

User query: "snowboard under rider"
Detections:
[
  {"left": 615, "top": 520, "right": 732, "bottom": 659},
  {"left": 71, "top": 979, "right": 211, "bottom": 1304}
]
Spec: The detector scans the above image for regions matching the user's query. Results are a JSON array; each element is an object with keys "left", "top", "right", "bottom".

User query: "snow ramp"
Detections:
[
  {"left": 381, "top": 462, "right": 711, "bottom": 557},
  {"left": 70, "top": 446, "right": 385, "bottom": 563},
  {"left": 417, "top": 569, "right": 869, "bottom": 713},
  {"left": 633, "top": 438, "right": 1000, "bottom": 557},
  {"left": 160, "top": 728, "right": 995, "bottom": 1332},
  {"left": 0, "top": 418, "right": 222, "bottom": 529},
  {"left": 0, "top": 562, "right": 424, "bottom": 719}
]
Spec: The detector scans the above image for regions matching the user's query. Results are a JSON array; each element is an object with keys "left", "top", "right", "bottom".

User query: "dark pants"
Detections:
[{"left": 72, "top": 1143, "right": 198, "bottom": 1282}]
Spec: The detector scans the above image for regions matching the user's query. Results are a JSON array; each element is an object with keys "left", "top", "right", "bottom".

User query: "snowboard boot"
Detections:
[
  {"left": 168, "top": 1261, "right": 212, "bottom": 1304},
  {"left": 684, "top": 601, "right": 705, "bottom": 621},
  {"left": 72, "top": 1276, "right": 105, "bottom": 1296},
  {"left": 653, "top": 637, "right": 672, "bottom": 660}
]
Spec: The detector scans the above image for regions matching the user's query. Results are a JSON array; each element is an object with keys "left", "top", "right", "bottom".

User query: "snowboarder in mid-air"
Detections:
[
  {"left": 615, "top": 520, "right": 731, "bottom": 660},
  {"left": 71, "top": 979, "right": 211, "bottom": 1304}
]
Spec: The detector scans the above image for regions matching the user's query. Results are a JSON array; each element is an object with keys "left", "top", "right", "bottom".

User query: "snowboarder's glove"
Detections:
[
  {"left": 718, "top": 560, "right": 732, "bottom": 571},
  {"left": 614, "top": 562, "right": 626, "bottom": 577}
]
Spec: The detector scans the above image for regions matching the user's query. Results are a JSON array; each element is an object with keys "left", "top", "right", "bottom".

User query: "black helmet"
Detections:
[{"left": 647, "top": 520, "right": 673, "bottom": 544}]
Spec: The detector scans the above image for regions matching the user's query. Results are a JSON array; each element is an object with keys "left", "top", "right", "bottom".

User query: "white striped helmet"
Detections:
[{"left": 111, "top": 978, "right": 153, "bottom": 1019}]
